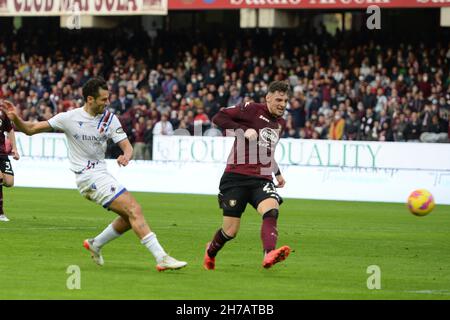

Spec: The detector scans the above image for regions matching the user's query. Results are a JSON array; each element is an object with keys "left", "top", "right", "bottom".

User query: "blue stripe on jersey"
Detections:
[
  {"left": 97, "top": 111, "right": 107, "bottom": 129},
  {"left": 105, "top": 112, "right": 114, "bottom": 133}
]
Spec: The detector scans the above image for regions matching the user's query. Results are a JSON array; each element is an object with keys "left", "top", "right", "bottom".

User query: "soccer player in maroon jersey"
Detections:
[
  {"left": 0, "top": 108, "right": 20, "bottom": 222},
  {"left": 203, "top": 81, "right": 291, "bottom": 270}
]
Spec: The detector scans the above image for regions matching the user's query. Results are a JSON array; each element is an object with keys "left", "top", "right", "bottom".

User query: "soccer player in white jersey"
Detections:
[{"left": 0, "top": 78, "right": 187, "bottom": 271}]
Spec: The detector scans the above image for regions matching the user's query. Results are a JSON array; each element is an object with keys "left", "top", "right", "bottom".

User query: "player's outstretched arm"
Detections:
[
  {"left": 0, "top": 100, "right": 52, "bottom": 135},
  {"left": 116, "top": 138, "right": 133, "bottom": 167}
]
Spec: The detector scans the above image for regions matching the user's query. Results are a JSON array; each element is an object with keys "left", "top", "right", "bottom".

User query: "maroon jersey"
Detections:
[
  {"left": 0, "top": 111, "right": 12, "bottom": 156},
  {"left": 213, "top": 102, "right": 285, "bottom": 180}
]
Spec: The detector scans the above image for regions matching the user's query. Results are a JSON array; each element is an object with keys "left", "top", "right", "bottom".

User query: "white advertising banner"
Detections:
[
  {"left": 10, "top": 157, "right": 450, "bottom": 204},
  {"left": 0, "top": 0, "right": 168, "bottom": 16},
  {"left": 9, "top": 133, "right": 450, "bottom": 204},
  {"left": 153, "top": 135, "right": 450, "bottom": 170}
]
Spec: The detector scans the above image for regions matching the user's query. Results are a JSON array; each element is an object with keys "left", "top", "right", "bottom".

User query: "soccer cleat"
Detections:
[
  {"left": 263, "top": 245, "right": 291, "bottom": 269},
  {"left": 203, "top": 242, "right": 215, "bottom": 270},
  {"left": 83, "top": 239, "right": 104, "bottom": 266},
  {"left": 156, "top": 255, "right": 187, "bottom": 272},
  {"left": 0, "top": 214, "right": 10, "bottom": 222}
]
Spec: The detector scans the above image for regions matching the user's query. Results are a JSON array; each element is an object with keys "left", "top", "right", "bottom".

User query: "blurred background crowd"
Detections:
[{"left": 1, "top": 21, "right": 449, "bottom": 160}]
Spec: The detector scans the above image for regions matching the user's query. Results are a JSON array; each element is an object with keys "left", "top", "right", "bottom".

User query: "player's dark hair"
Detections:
[
  {"left": 82, "top": 77, "right": 108, "bottom": 101},
  {"left": 267, "top": 81, "right": 290, "bottom": 94}
]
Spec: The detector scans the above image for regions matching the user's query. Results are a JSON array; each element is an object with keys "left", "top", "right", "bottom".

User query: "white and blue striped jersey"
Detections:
[{"left": 48, "top": 107, "right": 127, "bottom": 173}]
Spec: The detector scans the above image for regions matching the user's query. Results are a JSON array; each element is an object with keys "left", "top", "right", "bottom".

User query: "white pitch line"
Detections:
[
  {"left": 0, "top": 226, "right": 98, "bottom": 231},
  {"left": 405, "top": 290, "right": 450, "bottom": 296}
]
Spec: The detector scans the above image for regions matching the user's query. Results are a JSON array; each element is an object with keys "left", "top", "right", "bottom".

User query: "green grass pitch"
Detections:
[{"left": 0, "top": 187, "right": 449, "bottom": 299}]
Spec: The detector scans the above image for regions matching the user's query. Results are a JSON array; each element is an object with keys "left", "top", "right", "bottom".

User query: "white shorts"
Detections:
[{"left": 75, "top": 169, "right": 127, "bottom": 208}]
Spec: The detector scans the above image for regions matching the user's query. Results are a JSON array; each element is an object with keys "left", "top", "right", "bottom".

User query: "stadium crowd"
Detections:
[{"left": 0, "top": 26, "right": 449, "bottom": 159}]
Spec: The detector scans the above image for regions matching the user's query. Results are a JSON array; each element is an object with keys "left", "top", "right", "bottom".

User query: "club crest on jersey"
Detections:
[
  {"left": 229, "top": 200, "right": 237, "bottom": 207},
  {"left": 259, "top": 115, "right": 270, "bottom": 123},
  {"left": 78, "top": 121, "right": 83, "bottom": 127},
  {"left": 97, "top": 110, "right": 114, "bottom": 134},
  {"left": 260, "top": 128, "right": 279, "bottom": 144}
]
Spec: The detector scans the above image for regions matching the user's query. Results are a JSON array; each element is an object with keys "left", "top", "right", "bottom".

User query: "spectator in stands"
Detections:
[
  {"left": 420, "top": 114, "right": 449, "bottom": 143},
  {"left": 404, "top": 112, "right": 422, "bottom": 142},
  {"left": 328, "top": 112, "right": 345, "bottom": 140},
  {"left": 132, "top": 116, "right": 147, "bottom": 160},
  {"left": 227, "top": 86, "right": 242, "bottom": 107},
  {"left": 153, "top": 113, "right": 174, "bottom": 136}
]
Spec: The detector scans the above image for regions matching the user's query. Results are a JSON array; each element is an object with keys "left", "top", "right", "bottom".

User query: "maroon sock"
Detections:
[
  {"left": 207, "top": 229, "right": 234, "bottom": 258},
  {"left": 0, "top": 178, "right": 3, "bottom": 215},
  {"left": 261, "top": 210, "right": 278, "bottom": 254}
]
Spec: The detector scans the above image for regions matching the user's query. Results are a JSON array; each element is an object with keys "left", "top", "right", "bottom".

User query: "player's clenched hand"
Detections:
[
  {"left": 0, "top": 100, "right": 18, "bottom": 120},
  {"left": 244, "top": 128, "right": 258, "bottom": 141},
  {"left": 117, "top": 155, "right": 130, "bottom": 167},
  {"left": 11, "top": 149, "right": 20, "bottom": 161},
  {"left": 275, "top": 174, "right": 286, "bottom": 188}
]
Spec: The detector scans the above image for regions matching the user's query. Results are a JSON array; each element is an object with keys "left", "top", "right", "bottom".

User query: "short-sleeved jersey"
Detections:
[
  {"left": 48, "top": 107, "right": 127, "bottom": 173},
  {"left": 0, "top": 110, "right": 13, "bottom": 156},
  {"left": 212, "top": 102, "right": 286, "bottom": 180}
]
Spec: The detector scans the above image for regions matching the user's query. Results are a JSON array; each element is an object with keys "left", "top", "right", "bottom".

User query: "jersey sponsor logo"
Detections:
[
  {"left": 259, "top": 115, "right": 270, "bottom": 123},
  {"left": 81, "top": 134, "right": 107, "bottom": 142},
  {"left": 116, "top": 127, "right": 125, "bottom": 134}
]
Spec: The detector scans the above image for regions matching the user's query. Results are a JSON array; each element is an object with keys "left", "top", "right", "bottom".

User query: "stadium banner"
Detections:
[
  {"left": 11, "top": 132, "right": 450, "bottom": 204},
  {"left": 14, "top": 132, "right": 450, "bottom": 170},
  {"left": 152, "top": 135, "right": 450, "bottom": 170},
  {"left": 12, "top": 157, "right": 450, "bottom": 204},
  {"left": 0, "top": 0, "right": 168, "bottom": 16},
  {"left": 167, "top": 0, "right": 450, "bottom": 10}
]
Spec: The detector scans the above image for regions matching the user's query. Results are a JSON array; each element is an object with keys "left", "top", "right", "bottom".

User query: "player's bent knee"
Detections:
[
  {"left": 128, "top": 204, "right": 143, "bottom": 219},
  {"left": 2, "top": 177, "right": 14, "bottom": 187},
  {"left": 263, "top": 208, "right": 279, "bottom": 220},
  {"left": 222, "top": 227, "right": 238, "bottom": 239},
  {"left": 225, "top": 229, "right": 238, "bottom": 238}
]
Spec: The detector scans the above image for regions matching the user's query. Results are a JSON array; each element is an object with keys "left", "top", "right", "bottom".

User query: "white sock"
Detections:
[
  {"left": 141, "top": 232, "right": 167, "bottom": 263},
  {"left": 93, "top": 224, "right": 121, "bottom": 248}
]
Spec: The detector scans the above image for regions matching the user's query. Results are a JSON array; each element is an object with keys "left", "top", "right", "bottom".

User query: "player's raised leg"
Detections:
[
  {"left": 108, "top": 191, "right": 187, "bottom": 271},
  {"left": 257, "top": 198, "right": 290, "bottom": 268}
]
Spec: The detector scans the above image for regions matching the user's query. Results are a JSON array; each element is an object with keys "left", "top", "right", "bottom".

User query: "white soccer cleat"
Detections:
[
  {"left": 156, "top": 255, "right": 187, "bottom": 272},
  {"left": 0, "top": 214, "right": 10, "bottom": 222},
  {"left": 83, "top": 239, "right": 104, "bottom": 266}
]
